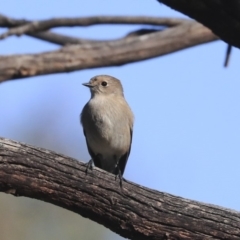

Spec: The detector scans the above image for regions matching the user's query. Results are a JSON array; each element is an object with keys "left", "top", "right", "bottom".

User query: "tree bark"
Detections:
[
  {"left": 0, "top": 137, "right": 240, "bottom": 240},
  {"left": 158, "top": 0, "right": 240, "bottom": 48}
]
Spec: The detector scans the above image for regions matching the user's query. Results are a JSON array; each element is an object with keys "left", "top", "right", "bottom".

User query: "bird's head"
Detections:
[{"left": 83, "top": 75, "right": 124, "bottom": 97}]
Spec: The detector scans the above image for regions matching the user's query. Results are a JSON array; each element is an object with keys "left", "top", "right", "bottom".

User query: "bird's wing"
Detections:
[
  {"left": 116, "top": 127, "right": 133, "bottom": 176},
  {"left": 83, "top": 129, "right": 102, "bottom": 168}
]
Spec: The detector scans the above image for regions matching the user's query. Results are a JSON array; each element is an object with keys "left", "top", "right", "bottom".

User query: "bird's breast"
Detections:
[{"left": 83, "top": 96, "right": 131, "bottom": 155}]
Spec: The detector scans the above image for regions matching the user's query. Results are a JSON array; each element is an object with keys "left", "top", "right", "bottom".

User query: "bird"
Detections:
[{"left": 80, "top": 75, "right": 134, "bottom": 184}]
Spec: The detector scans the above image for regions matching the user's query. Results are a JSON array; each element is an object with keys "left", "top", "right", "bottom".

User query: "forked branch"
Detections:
[{"left": 0, "top": 20, "right": 218, "bottom": 82}]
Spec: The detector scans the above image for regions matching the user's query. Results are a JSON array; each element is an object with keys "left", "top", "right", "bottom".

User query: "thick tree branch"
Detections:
[
  {"left": 1, "top": 137, "right": 240, "bottom": 240},
  {"left": 158, "top": 0, "right": 240, "bottom": 48},
  {"left": 0, "top": 21, "right": 218, "bottom": 82}
]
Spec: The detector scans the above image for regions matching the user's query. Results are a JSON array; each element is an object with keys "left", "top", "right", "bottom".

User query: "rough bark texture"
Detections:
[
  {"left": 0, "top": 137, "right": 240, "bottom": 240},
  {"left": 158, "top": 0, "right": 240, "bottom": 48},
  {"left": 0, "top": 21, "right": 217, "bottom": 82}
]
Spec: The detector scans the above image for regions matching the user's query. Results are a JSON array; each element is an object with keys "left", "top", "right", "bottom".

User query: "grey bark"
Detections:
[
  {"left": 0, "top": 137, "right": 240, "bottom": 240},
  {"left": 0, "top": 21, "right": 217, "bottom": 82}
]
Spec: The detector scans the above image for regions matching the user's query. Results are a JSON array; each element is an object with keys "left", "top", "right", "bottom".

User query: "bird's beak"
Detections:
[{"left": 82, "top": 83, "right": 93, "bottom": 88}]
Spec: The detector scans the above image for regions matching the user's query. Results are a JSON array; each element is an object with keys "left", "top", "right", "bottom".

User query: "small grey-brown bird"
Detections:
[{"left": 81, "top": 75, "right": 134, "bottom": 183}]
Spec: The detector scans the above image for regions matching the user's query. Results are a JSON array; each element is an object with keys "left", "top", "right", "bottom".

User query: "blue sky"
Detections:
[{"left": 1, "top": 0, "right": 240, "bottom": 239}]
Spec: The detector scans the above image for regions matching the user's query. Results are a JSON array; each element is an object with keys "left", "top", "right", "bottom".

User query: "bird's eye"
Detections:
[{"left": 101, "top": 81, "right": 107, "bottom": 87}]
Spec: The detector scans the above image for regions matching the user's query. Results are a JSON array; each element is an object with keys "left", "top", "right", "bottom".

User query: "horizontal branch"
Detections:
[
  {"left": 0, "top": 16, "right": 191, "bottom": 40},
  {"left": 0, "top": 21, "right": 218, "bottom": 82},
  {"left": 1, "top": 137, "right": 240, "bottom": 239},
  {"left": 0, "top": 14, "right": 187, "bottom": 28},
  {"left": 157, "top": 0, "right": 240, "bottom": 48}
]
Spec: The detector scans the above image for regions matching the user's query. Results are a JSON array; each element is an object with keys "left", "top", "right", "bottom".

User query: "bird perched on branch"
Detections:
[{"left": 81, "top": 75, "right": 134, "bottom": 186}]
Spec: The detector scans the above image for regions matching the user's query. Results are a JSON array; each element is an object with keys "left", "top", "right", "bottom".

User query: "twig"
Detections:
[{"left": 224, "top": 44, "right": 232, "bottom": 67}]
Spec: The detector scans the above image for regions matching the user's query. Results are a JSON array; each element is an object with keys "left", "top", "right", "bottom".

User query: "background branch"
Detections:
[
  {"left": 0, "top": 16, "right": 190, "bottom": 40},
  {"left": 0, "top": 14, "right": 98, "bottom": 45},
  {"left": 1, "top": 137, "right": 240, "bottom": 240},
  {"left": 0, "top": 21, "right": 218, "bottom": 82}
]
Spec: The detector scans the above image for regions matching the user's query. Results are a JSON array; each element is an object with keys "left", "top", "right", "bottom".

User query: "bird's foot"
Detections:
[{"left": 85, "top": 159, "right": 93, "bottom": 174}]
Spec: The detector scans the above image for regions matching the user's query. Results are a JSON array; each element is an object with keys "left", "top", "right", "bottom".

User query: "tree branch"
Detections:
[
  {"left": 0, "top": 14, "right": 93, "bottom": 45},
  {"left": 0, "top": 16, "right": 190, "bottom": 40},
  {"left": 1, "top": 137, "right": 240, "bottom": 239},
  {"left": 0, "top": 21, "right": 218, "bottom": 82},
  {"left": 157, "top": 0, "right": 240, "bottom": 48}
]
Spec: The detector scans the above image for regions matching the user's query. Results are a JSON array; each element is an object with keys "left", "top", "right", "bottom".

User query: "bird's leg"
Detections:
[
  {"left": 85, "top": 159, "right": 93, "bottom": 174},
  {"left": 114, "top": 162, "right": 123, "bottom": 188},
  {"left": 118, "top": 168, "right": 123, "bottom": 188}
]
